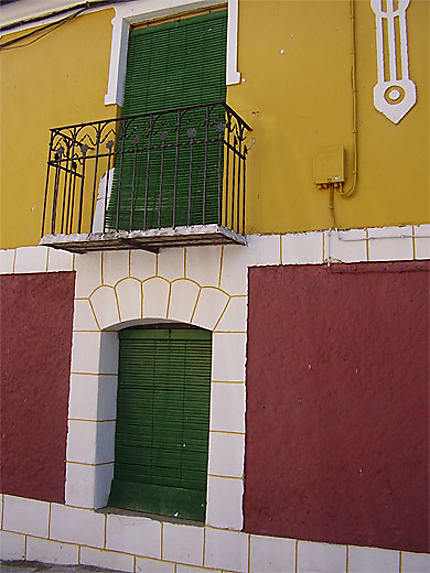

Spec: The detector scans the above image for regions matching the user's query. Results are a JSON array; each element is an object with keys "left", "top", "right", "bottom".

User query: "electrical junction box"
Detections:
[{"left": 313, "top": 145, "right": 345, "bottom": 184}]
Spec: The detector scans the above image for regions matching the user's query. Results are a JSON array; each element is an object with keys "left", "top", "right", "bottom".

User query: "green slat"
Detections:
[
  {"left": 106, "top": 11, "right": 227, "bottom": 230},
  {"left": 109, "top": 327, "right": 212, "bottom": 521}
]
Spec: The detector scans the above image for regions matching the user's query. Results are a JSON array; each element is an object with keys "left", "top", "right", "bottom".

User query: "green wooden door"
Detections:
[
  {"left": 109, "top": 327, "right": 212, "bottom": 522},
  {"left": 106, "top": 11, "right": 227, "bottom": 231}
]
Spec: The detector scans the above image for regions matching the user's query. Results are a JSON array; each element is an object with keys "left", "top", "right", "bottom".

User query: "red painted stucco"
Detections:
[
  {"left": 244, "top": 262, "right": 429, "bottom": 553},
  {"left": 0, "top": 271, "right": 75, "bottom": 503}
]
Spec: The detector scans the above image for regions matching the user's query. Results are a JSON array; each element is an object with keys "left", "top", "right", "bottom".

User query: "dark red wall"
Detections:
[
  {"left": 0, "top": 271, "right": 75, "bottom": 503},
  {"left": 244, "top": 262, "right": 429, "bottom": 553}
]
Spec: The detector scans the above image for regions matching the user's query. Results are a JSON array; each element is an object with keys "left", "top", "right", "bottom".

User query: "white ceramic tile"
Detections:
[
  {"left": 210, "top": 383, "right": 246, "bottom": 433},
  {"left": 74, "top": 252, "right": 102, "bottom": 297},
  {"left": 282, "top": 231, "right": 324, "bottom": 265},
  {"left": 47, "top": 248, "right": 74, "bottom": 271},
  {"left": 402, "top": 551, "right": 430, "bottom": 573},
  {"left": 298, "top": 540, "right": 347, "bottom": 573},
  {"left": 158, "top": 247, "right": 185, "bottom": 281},
  {"left": 186, "top": 246, "right": 222, "bottom": 287},
  {"left": 414, "top": 224, "right": 430, "bottom": 260},
  {"left": 69, "top": 374, "right": 117, "bottom": 421},
  {"left": 205, "top": 528, "right": 248, "bottom": 573},
  {"left": 0, "top": 249, "right": 15, "bottom": 274},
  {"left": 212, "top": 333, "right": 246, "bottom": 381},
  {"left": 103, "top": 250, "right": 130, "bottom": 286},
  {"left": 324, "top": 228, "right": 367, "bottom": 263},
  {"left": 250, "top": 534, "right": 296, "bottom": 573},
  {"left": 163, "top": 522, "right": 204, "bottom": 566},
  {"left": 0, "top": 531, "right": 25, "bottom": 560},
  {"left": 208, "top": 432, "right": 244, "bottom": 477},
  {"left": 143, "top": 277, "right": 170, "bottom": 319},
  {"left": 90, "top": 285, "right": 120, "bottom": 329},
  {"left": 116, "top": 277, "right": 142, "bottom": 322},
  {"left": 26, "top": 537, "right": 79, "bottom": 565},
  {"left": 3, "top": 495, "right": 49, "bottom": 537},
  {"left": 215, "top": 296, "right": 247, "bottom": 332},
  {"left": 71, "top": 331, "right": 118, "bottom": 374},
  {"left": 14, "top": 246, "right": 48, "bottom": 273},
  {"left": 192, "top": 288, "right": 229, "bottom": 330},
  {"left": 80, "top": 547, "right": 134, "bottom": 572},
  {"left": 106, "top": 513, "right": 161, "bottom": 558},
  {"left": 73, "top": 299, "right": 99, "bottom": 331},
  {"left": 168, "top": 279, "right": 200, "bottom": 323},
  {"left": 93, "top": 463, "right": 115, "bottom": 509},
  {"left": 66, "top": 420, "right": 115, "bottom": 464},
  {"left": 65, "top": 462, "right": 97, "bottom": 508},
  {"left": 349, "top": 546, "right": 399, "bottom": 573},
  {"left": 65, "top": 462, "right": 113, "bottom": 509},
  {"left": 368, "top": 225, "right": 414, "bottom": 261},
  {"left": 136, "top": 557, "right": 175, "bottom": 573},
  {"left": 130, "top": 250, "right": 157, "bottom": 281},
  {"left": 50, "top": 504, "right": 105, "bottom": 547},
  {"left": 206, "top": 476, "right": 243, "bottom": 530},
  {"left": 221, "top": 235, "right": 280, "bottom": 295},
  {"left": 177, "top": 567, "right": 221, "bottom": 573}
]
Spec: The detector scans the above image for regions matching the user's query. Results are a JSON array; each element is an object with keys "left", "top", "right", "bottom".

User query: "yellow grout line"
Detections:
[
  {"left": 78, "top": 544, "right": 82, "bottom": 564},
  {"left": 365, "top": 228, "right": 370, "bottom": 261},
  {"left": 12, "top": 249, "right": 17, "bottom": 273},
  {"left": 128, "top": 250, "right": 132, "bottom": 277},
  {"left": 322, "top": 230, "right": 326, "bottom": 262},
  {"left": 202, "top": 526, "right": 206, "bottom": 567},
  {"left": 184, "top": 247, "right": 187, "bottom": 278},
  {"left": 133, "top": 554, "right": 137, "bottom": 573},
  {"left": 72, "top": 253, "right": 76, "bottom": 271},
  {"left": 24, "top": 534, "right": 28, "bottom": 559},
  {"left": 71, "top": 372, "right": 118, "bottom": 377},
  {"left": 166, "top": 283, "right": 172, "bottom": 319},
  {"left": 67, "top": 460, "right": 114, "bottom": 467},
  {"left": 412, "top": 225, "right": 417, "bottom": 260},
  {"left": 104, "top": 513, "right": 108, "bottom": 549},
  {"left": 295, "top": 539, "right": 299, "bottom": 573},
  {"left": 174, "top": 564, "right": 177, "bottom": 573},
  {"left": 45, "top": 248, "right": 50, "bottom": 272},
  {"left": 212, "top": 380, "right": 246, "bottom": 384},
  {"left": 160, "top": 521, "right": 164, "bottom": 560},
  {"left": 114, "top": 285, "right": 122, "bottom": 323},
  {"left": 210, "top": 430, "right": 245, "bottom": 436},
  {"left": 155, "top": 253, "right": 159, "bottom": 276},
  {"left": 399, "top": 551, "right": 402, "bottom": 573},
  {"left": 88, "top": 297, "right": 102, "bottom": 331},
  {"left": 48, "top": 503, "right": 52, "bottom": 539},
  {"left": 280, "top": 234, "right": 283, "bottom": 265},
  {"left": 247, "top": 533, "right": 251, "bottom": 573},
  {"left": 218, "top": 245, "right": 224, "bottom": 288},
  {"left": 101, "top": 252, "right": 104, "bottom": 285},
  {"left": 141, "top": 280, "right": 145, "bottom": 318},
  {"left": 190, "top": 287, "right": 202, "bottom": 323},
  {"left": 208, "top": 474, "right": 243, "bottom": 481},
  {"left": 213, "top": 297, "right": 230, "bottom": 331},
  {"left": 68, "top": 418, "right": 116, "bottom": 423},
  {"left": 1, "top": 493, "right": 4, "bottom": 529},
  {"left": 346, "top": 545, "right": 349, "bottom": 573}
]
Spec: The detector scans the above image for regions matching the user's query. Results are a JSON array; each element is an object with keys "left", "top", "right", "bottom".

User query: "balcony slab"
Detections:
[{"left": 40, "top": 225, "right": 247, "bottom": 253}]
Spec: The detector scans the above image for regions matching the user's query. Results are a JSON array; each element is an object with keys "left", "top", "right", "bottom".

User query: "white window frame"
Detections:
[{"left": 104, "top": 0, "right": 240, "bottom": 107}]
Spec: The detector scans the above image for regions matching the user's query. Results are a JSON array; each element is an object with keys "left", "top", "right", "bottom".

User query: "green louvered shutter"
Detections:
[
  {"left": 106, "top": 11, "right": 227, "bottom": 231},
  {"left": 108, "top": 327, "right": 212, "bottom": 522}
]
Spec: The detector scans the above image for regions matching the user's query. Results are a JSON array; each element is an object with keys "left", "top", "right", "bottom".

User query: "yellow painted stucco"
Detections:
[{"left": 1, "top": 1, "right": 428, "bottom": 248}]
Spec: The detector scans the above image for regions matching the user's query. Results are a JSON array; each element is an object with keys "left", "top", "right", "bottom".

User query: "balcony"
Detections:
[{"left": 40, "top": 103, "right": 251, "bottom": 253}]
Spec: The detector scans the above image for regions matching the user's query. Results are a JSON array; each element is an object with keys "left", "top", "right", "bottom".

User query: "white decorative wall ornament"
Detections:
[{"left": 370, "top": 0, "right": 417, "bottom": 123}]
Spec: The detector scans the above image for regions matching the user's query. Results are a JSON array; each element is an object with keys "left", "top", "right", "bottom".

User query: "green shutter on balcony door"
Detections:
[
  {"left": 106, "top": 11, "right": 227, "bottom": 231},
  {"left": 108, "top": 328, "right": 212, "bottom": 522}
]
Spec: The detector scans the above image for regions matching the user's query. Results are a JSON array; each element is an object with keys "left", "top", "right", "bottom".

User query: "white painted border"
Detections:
[{"left": 104, "top": 0, "right": 241, "bottom": 107}]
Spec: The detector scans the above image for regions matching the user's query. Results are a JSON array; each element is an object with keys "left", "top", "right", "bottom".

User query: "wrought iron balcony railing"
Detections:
[{"left": 40, "top": 102, "right": 251, "bottom": 252}]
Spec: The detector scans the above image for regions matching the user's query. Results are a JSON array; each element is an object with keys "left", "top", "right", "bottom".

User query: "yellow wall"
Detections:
[
  {"left": 0, "top": 9, "right": 117, "bottom": 248},
  {"left": 1, "top": 1, "right": 428, "bottom": 248}
]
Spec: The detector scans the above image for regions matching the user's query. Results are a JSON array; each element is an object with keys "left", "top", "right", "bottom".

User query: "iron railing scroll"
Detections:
[{"left": 41, "top": 103, "right": 251, "bottom": 241}]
